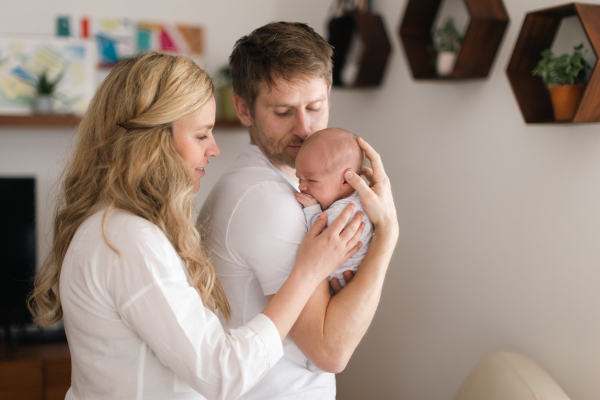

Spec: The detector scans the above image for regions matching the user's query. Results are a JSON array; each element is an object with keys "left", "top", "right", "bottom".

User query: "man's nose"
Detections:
[{"left": 293, "top": 110, "right": 311, "bottom": 139}]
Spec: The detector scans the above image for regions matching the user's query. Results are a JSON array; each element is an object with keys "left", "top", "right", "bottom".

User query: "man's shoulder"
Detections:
[
  {"left": 199, "top": 148, "right": 303, "bottom": 231},
  {"left": 208, "top": 147, "right": 299, "bottom": 211}
]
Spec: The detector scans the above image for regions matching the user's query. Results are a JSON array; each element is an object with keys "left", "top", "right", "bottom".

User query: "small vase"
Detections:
[
  {"left": 548, "top": 84, "right": 585, "bottom": 121},
  {"left": 437, "top": 51, "right": 458, "bottom": 77},
  {"left": 33, "top": 95, "right": 53, "bottom": 114}
]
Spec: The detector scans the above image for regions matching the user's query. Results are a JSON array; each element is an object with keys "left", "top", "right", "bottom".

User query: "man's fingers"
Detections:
[
  {"left": 342, "top": 270, "right": 355, "bottom": 285},
  {"left": 344, "top": 170, "right": 373, "bottom": 202},
  {"left": 358, "top": 137, "right": 386, "bottom": 182},
  {"left": 330, "top": 278, "right": 342, "bottom": 294},
  {"left": 361, "top": 166, "right": 374, "bottom": 185}
]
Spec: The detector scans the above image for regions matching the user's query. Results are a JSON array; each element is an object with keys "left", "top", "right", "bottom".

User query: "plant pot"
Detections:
[
  {"left": 548, "top": 84, "right": 585, "bottom": 121},
  {"left": 218, "top": 86, "right": 237, "bottom": 121},
  {"left": 33, "top": 95, "right": 53, "bottom": 114},
  {"left": 437, "top": 51, "right": 457, "bottom": 77}
]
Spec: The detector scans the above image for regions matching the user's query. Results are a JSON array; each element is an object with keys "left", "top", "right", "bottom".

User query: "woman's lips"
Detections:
[{"left": 195, "top": 167, "right": 205, "bottom": 177}]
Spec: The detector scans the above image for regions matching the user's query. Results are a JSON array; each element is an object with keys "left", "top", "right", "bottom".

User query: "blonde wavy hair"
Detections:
[{"left": 28, "top": 52, "right": 231, "bottom": 325}]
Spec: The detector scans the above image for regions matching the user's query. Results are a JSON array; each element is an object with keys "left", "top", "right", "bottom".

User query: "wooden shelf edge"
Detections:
[
  {"left": 0, "top": 115, "right": 244, "bottom": 130},
  {"left": 0, "top": 114, "right": 81, "bottom": 127}
]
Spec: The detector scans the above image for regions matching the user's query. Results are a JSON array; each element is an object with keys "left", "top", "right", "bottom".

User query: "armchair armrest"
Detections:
[{"left": 453, "top": 350, "right": 571, "bottom": 400}]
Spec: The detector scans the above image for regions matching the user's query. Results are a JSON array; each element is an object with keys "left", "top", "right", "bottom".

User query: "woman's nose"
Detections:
[{"left": 207, "top": 137, "right": 220, "bottom": 158}]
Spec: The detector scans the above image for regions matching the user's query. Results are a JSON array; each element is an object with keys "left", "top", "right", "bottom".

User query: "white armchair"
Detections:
[{"left": 453, "top": 350, "right": 571, "bottom": 400}]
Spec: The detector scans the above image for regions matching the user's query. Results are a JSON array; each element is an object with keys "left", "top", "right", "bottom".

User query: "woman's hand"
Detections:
[
  {"left": 294, "top": 205, "right": 365, "bottom": 283},
  {"left": 345, "top": 138, "right": 399, "bottom": 239}
]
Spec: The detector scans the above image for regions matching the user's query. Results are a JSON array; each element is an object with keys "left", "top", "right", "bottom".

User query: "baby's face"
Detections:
[{"left": 295, "top": 151, "right": 345, "bottom": 210}]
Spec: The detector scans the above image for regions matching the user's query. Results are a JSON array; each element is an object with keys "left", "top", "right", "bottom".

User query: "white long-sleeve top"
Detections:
[
  {"left": 59, "top": 207, "right": 283, "bottom": 400},
  {"left": 303, "top": 192, "right": 373, "bottom": 286}
]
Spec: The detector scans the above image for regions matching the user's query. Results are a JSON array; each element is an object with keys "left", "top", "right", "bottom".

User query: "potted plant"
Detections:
[
  {"left": 433, "top": 18, "right": 463, "bottom": 77},
  {"left": 216, "top": 66, "right": 237, "bottom": 121},
  {"left": 532, "top": 43, "right": 591, "bottom": 121},
  {"left": 33, "top": 70, "right": 63, "bottom": 114}
]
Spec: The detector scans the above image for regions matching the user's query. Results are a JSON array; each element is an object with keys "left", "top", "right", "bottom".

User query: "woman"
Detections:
[{"left": 28, "top": 52, "right": 395, "bottom": 400}]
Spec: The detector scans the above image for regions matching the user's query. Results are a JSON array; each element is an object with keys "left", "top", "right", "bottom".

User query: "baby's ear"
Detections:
[{"left": 341, "top": 168, "right": 353, "bottom": 188}]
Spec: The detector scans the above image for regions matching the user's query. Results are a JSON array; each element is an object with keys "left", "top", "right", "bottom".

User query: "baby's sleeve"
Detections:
[{"left": 303, "top": 204, "right": 323, "bottom": 227}]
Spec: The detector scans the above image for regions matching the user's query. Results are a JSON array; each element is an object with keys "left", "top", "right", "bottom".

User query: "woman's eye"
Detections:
[
  {"left": 196, "top": 135, "right": 208, "bottom": 141},
  {"left": 308, "top": 108, "right": 320, "bottom": 112}
]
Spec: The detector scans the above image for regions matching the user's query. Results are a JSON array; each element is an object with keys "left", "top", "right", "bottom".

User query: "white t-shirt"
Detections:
[
  {"left": 198, "top": 145, "right": 336, "bottom": 400},
  {"left": 60, "top": 207, "right": 283, "bottom": 400}
]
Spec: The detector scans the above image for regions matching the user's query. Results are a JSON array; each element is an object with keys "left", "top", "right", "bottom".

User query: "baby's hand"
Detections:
[{"left": 295, "top": 192, "right": 319, "bottom": 208}]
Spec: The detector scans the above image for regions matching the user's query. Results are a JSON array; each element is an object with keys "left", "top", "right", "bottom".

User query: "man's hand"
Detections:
[
  {"left": 295, "top": 192, "right": 319, "bottom": 208},
  {"left": 330, "top": 270, "right": 355, "bottom": 294}
]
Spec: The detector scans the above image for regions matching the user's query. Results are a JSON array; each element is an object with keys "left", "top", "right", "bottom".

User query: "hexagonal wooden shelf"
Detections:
[
  {"left": 399, "top": 0, "right": 509, "bottom": 80},
  {"left": 328, "top": 11, "right": 392, "bottom": 87},
  {"left": 506, "top": 3, "right": 600, "bottom": 124}
]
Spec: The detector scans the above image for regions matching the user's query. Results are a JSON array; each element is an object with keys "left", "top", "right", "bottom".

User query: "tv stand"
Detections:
[{"left": 0, "top": 341, "right": 70, "bottom": 399}]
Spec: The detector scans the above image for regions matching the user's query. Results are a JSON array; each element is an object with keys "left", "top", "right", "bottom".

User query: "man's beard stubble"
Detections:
[{"left": 253, "top": 128, "right": 303, "bottom": 168}]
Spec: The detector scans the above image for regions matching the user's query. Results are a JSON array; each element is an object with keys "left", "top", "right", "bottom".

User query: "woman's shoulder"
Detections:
[{"left": 80, "top": 206, "right": 171, "bottom": 255}]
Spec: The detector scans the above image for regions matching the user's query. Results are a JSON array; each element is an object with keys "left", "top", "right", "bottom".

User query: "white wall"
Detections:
[
  {"left": 3, "top": 1, "right": 600, "bottom": 400},
  {"left": 275, "top": 1, "right": 600, "bottom": 400}
]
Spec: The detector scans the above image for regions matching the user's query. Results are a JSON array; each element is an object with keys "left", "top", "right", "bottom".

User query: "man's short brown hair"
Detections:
[{"left": 229, "top": 22, "right": 334, "bottom": 110}]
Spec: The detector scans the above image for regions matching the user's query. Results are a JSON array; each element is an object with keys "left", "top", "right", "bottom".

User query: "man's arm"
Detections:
[
  {"left": 266, "top": 223, "right": 396, "bottom": 373},
  {"left": 268, "top": 138, "right": 399, "bottom": 373}
]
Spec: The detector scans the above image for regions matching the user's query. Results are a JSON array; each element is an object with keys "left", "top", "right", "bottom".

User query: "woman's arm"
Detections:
[
  {"left": 261, "top": 204, "right": 365, "bottom": 340},
  {"left": 111, "top": 205, "right": 363, "bottom": 399}
]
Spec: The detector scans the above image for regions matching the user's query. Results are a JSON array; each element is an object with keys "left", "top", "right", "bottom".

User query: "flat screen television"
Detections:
[{"left": 0, "top": 177, "right": 36, "bottom": 325}]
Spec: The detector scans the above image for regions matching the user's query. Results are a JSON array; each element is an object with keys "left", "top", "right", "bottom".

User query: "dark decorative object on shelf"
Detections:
[
  {"left": 327, "top": 0, "right": 392, "bottom": 87},
  {"left": 506, "top": 3, "right": 600, "bottom": 124},
  {"left": 399, "top": 0, "right": 509, "bottom": 80}
]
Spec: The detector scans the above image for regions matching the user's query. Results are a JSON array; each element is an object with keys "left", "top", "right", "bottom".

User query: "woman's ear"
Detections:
[{"left": 232, "top": 94, "right": 252, "bottom": 127}]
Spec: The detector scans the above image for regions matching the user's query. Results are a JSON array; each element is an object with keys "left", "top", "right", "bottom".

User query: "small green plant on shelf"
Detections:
[
  {"left": 216, "top": 66, "right": 237, "bottom": 121},
  {"left": 29, "top": 70, "right": 64, "bottom": 114},
  {"left": 531, "top": 43, "right": 591, "bottom": 121},
  {"left": 36, "top": 70, "right": 63, "bottom": 95},
  {"left": 432, "top": 18, "right": 463, "bottom": 77}
]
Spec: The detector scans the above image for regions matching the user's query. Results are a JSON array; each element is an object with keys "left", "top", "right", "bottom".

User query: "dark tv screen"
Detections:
[{"left": 0, "top": 178, "right": 36, "bottom": 324}]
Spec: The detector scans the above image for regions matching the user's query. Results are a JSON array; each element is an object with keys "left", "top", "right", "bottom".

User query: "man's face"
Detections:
[{"left": 248, "top": 76, "right": 330, "bottom": 168}]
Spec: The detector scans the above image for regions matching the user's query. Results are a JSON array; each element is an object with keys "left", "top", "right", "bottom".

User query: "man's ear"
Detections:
[
  {"left": 232, "top": 94, "right": 252, "bottom": 127},
  {"left": 341, "top": 168, "right": 353, "bottom": 189}
]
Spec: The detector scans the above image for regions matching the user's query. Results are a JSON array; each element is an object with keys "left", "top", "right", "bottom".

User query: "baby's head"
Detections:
[{"left": 295, "top": 128, "right": 364, "bottom": 209}]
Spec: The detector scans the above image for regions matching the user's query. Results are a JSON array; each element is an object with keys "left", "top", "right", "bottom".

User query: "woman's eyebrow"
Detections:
[{"left": 194, "top": 124, "right": 214, "bottom": 131}]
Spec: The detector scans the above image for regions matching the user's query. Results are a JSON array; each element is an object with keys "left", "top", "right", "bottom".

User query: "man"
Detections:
[{"left": 198, "top": 22, "right": 397, "bottom": 399}]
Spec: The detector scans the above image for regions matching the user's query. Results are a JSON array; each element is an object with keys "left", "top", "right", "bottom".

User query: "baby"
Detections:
[{"left": 294, "top": 127, "right": 373, "bottom": 287}]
